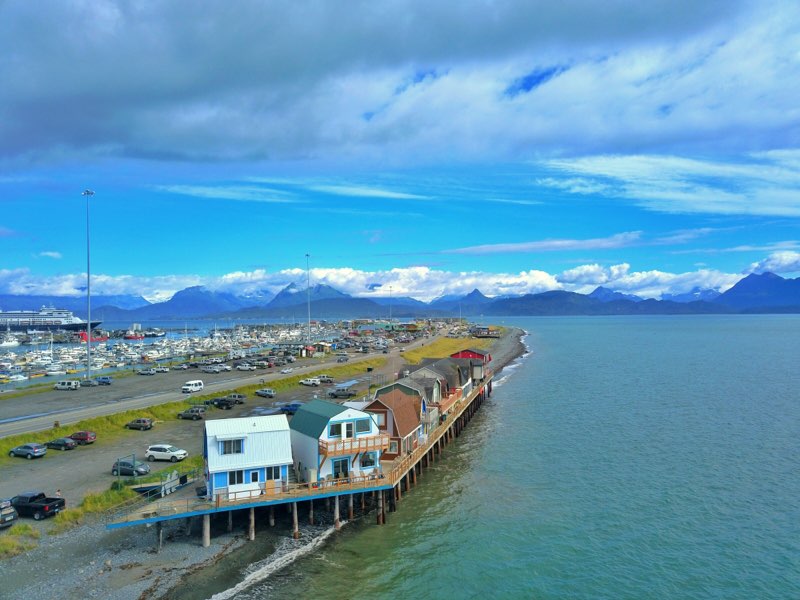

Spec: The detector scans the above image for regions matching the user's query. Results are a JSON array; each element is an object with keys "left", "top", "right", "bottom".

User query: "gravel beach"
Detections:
[{"left": 0, "top": 327, "right": 527, "bottom": 600}]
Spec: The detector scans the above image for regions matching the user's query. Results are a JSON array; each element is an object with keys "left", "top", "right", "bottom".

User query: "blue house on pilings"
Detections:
[{"left": 204, "top": 415, "right": 293, "bottom": 501}]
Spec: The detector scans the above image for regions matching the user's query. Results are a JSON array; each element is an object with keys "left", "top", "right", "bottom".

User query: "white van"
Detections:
[
  {"left": 181, "top": 380, "right": 204, "bottom": 393},
  {"left": 54, "top": 380, "right": 80, "bottom": 391}
]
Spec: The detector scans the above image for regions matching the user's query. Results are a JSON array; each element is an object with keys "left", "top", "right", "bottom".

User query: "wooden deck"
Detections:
[{"left": 107, "top": 375, "right": 491, "bottom": 529}]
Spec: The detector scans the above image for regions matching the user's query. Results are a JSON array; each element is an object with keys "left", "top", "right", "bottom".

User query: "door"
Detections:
[
  {"left": 332, "top": 458, "right": 349, "bottom": 479},
  {"left": 345, "top": 422, "right": 354, "bottom": 439}
]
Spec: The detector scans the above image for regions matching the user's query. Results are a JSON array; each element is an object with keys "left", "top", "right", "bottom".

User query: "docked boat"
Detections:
[
  {"left": 123, "top": 331, "right": 145, "bottom": 340},
  {"left": 0, "top": 306, "right": 100, "bottom": 332},
  {"left": 77, "top": 331, "right": 109, "bottom": 343}
]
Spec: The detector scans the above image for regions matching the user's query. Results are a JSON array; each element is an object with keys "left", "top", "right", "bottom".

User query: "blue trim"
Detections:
[{"left": 331, "top": 456, "right": 351, "bottom": 478}]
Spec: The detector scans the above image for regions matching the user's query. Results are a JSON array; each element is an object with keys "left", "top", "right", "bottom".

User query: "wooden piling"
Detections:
[
  {"left": 308, "top": 499, "right": 314, "bottom": 525},
  {"left": 292, "top": 502, "right": 299, "bottom": 539},
  {"left": 269, "top": 505, "right": 275, "bottom": 527},
  {"left": 334, "top": 495, "right": 341, "bottom": 530},
  {"left": 156, "top": 521, "right": 163, "bottom": 553},
  {"left": 377, "top": 490, "right": 385, "bottom": 524},
  {"left": 227, "top": 510, "right": 233, "bottom": 533},
  {"left": 202, "top": 514, "right": 211, "bottom": 548},
  {"left": 248, "top": 507, "right": 255, "bottom": 541},
  {"left": 348, "top": 493, "right": 354, "bottom": 520},
  {"left": 361, "top": 492, "right": 366, "bottom": 512},
  {"left": 185, "top": 517, "right": 192, "bottom": 537}
]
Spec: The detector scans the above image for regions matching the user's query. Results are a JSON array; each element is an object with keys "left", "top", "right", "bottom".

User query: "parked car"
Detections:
[
  {"left": 280, "top": 367, "right": 293, "bottom": 374},
  {"left": 8, "top": 443, "right": 47, "bottom": 459},
  {"left": 0, "top": 499, "right": 18, "bottom": 529},
  {"left": 327, "top": 388, "right": 357, "bottom": 399},
  {"left": 125, "top": 418, "right": 154, "bottom": 431},
  {"left": 137, "top": 368, "right": 156, "bottom": 376},
  {"left": 69, "top": 431, "right": 97, "bottom": 445},
  {"left": 299, "top": 378, "right": 320, "bottom": 386},
  {"left": 207, "top": 397, "right": 235, "bottom": 410},
  {"left": 177, "top": 406, "right": 206, "bottom": 420},
  {"left": 154, "top": 366, "right": 170, "bottom": 373},
  {"left": 201, "top": 365, "right": 220, "bottom": 374},
  {"left": 79, "top": 378, "right": 99, "bottom": 387},
  {"left": 111, "top": 459, "right": 150, "bottom": 477},
  {"left": 225, "top": 393, "right": 247, "bottom": 404},
  {"left": 95, "top": 376, "right": 113, "bottom": 385},
  {"left": 336, "top": 356, "right": 349, "bottom": 363},
  {"left": 236, "top": 363, "right": 256, "bottom": 371},
  {"left": 53, "top": 380, "right": 80, "bottom": 390},
  {"left": 177, "top": 364, "right": 189, "bottom": 370},
  {"left": 255, "top": 388, "right": 276, "bottom": 398},
  {"left": 10, "top": 491, "right": 65, "bottom": 520},
  {"left": 279, "top": 403, "right": 303, "bottom": 415},
  {"left": 218, "top": 364, "right": 232, "bottom": 371},
  {"left": 145, "top": 444, "right": 188, "bottom": 463},
  {"left": 317, "top": 375, "right": 334, "bottom": 383},
  {"left": 45, "top": 437, "right": 77, "bottom": 451}
]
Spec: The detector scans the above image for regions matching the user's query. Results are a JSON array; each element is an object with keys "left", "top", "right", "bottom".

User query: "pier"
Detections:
[{"left": 106, "top": 373, "right": 493, "bottom": 547}]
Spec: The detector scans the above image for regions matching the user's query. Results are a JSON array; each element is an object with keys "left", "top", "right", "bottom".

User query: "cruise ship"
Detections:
[{"left": 0, "top": 306, "right": 101, "bottom": 332}]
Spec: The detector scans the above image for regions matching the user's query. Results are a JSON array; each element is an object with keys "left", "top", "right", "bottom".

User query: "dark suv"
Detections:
[{"left": 111, "top": 459, "right": 150, "bottom": 477}]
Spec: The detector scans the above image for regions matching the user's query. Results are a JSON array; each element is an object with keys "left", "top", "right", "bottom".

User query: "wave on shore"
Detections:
[
  {"left": 209, "top": 522, "right": 344, "bottom": 600},
  {"left": 493, "top": 329, "right": 531, "bottom": 388}
]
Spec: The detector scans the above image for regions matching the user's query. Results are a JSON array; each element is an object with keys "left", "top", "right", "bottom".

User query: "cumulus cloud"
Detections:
[
  {"left": 38, "top": 251, "right": 62, "bottom": 259},
  {"left": 0, "top": 1, "right": 792, "bottom": 165},
  {"left": 747, "top": 251, "right": 800, "bottom": 274},
  {"left": 0, "top": 261, "right": 754, "bottom": 302}
]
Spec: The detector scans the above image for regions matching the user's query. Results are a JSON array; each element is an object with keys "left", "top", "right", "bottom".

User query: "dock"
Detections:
[{"left": 106, "top": 373, "right": 493, "bottom": 549}]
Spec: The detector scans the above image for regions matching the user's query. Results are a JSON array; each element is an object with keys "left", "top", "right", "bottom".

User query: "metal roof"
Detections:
[
  {"left": 205, "top": 415, "right": 292, "bottom": 473},
  {"left": 334, "top": 379, "right": 359, "bottom": 388},
  {"left": 289, "top": 399, "right": 346, "bottom": 439}
]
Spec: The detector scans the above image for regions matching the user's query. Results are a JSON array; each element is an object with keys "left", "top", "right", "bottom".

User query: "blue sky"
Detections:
[{"left": 2, "top": 1, "right": 800, "bottom": 302}]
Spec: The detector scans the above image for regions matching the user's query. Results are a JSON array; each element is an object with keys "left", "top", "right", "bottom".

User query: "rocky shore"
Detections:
[{"left": 0, "top": 327, "right": 527, "bottom": 600}]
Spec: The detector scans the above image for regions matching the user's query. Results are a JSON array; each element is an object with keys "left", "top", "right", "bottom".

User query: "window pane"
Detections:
[
  {"left": 356, "top": 419, "right": 370, "bottom": 433},
  {"left": 330, "top": 423, "right": 341, "bottom": 437}
]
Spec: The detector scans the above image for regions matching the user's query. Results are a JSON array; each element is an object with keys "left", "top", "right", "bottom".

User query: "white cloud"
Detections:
[
  {"left": 539, "top": 152, "right": 800, "bottom": 217},
  {"left": 307, "top": 185, "right": 429, "bottom": 200},
  {"left": 445, "top": 232, "right": 642, "bottom": 255},
  {"left": 38, "top": 251, "right": 62, "bottom": 259},
  {"left": 154, "top": 185, "right": 297, "bottom": 204},
  {"left": 747, "top": 251, "right": 800, "bottom": 274}
]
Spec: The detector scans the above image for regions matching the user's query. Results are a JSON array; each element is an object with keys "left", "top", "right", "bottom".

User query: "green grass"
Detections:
[
  {"left": 0, "top": 521, "right": 41, "bottom": 558},
  {"left": 401, "top": 337, "right": 492, "bottom": 364},
  {"left": 48, "top": 485, "right": 141, "bottom": 534}
]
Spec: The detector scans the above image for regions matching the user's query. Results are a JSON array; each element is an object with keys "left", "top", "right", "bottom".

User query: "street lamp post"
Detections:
[
  {"left": 388, "top": 285, "right": 392, "bottom": 322},
  {"left": 82, "top": 189, "right": 94, "bottom": 381},
  {"left": 305, "top": 253, "right": 311, "bottom": 345}
]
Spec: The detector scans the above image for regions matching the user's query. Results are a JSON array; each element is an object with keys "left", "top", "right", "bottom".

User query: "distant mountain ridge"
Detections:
[{"left": 5, "top": 272, "right": 800, "bottom": 320}]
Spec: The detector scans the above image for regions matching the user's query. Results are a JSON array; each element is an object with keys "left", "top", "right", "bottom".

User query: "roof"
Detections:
[
  {"left": 368, "top": 390, "right": 421, "bottom": 438},
  {"left": 334, "top": 379, "right": 359, "bottom": 389},
  {"left": 289, "top": 399, "right": 347, "bottom": 439},
  {"left": 205, "top": 415, "right": 292, "bottom": 473}
]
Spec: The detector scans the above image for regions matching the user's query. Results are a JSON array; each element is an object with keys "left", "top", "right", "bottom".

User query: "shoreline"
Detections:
[{"left": 0, "top": 327, "right": 528, "bottom": 600}]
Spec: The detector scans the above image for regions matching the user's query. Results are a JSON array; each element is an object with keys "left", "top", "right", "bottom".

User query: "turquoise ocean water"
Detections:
[{"left": 178, "top": 315, "right": 800, "bottom": 599}]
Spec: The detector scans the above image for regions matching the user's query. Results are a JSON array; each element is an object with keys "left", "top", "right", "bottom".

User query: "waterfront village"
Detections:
[{"left": 1, "top": 317, "right": 507, "bottom": 554}]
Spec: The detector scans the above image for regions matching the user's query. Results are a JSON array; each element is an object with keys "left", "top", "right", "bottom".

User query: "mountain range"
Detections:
[{"left": 4, "top": 272, "right": 800, "bottom": 321}]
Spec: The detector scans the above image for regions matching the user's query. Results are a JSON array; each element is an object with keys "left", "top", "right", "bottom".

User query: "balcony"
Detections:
[{"left": 319, "top": 434, "right": 391, "bottom": 458}]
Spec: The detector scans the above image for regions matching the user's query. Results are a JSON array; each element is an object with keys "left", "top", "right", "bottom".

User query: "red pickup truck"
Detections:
[{"left": 11, "top": 491, "right": 66, "bottom": 520}]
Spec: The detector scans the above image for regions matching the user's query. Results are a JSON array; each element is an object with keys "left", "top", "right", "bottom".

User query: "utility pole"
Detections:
[
  {"left": 82, "top": 189, "right": 94, "bottom": 381},
  {"left": 305, "top": 253, "right": 311, "bottom": 344}
]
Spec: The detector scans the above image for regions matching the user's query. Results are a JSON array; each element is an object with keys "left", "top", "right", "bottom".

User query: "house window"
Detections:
[
  {"left": 361, "top": 453, "right": 376, "bottom": 468},
  {"left": 389, "top": 441, "right": 399, "bottom": 454},
  {"left": 329, "top": 423, "right": 342, "bottom": 437},
  {"left": 250, "top": 471, "right": 259, "bottom": 483},
  {"left": 265, "top": 466, "right": 281, "bottom": 480},
  {"left": 355, "top": 419, "right": 371, "bottom": 434},
  {"left": 228, "top": 470, "right": 244, "bottom": 485},
  {"left": 371, "top": 412, "right": 385, "bottom": 426},
  {"left": 221, "top": 439, "right": 243, "bottom": 455}
]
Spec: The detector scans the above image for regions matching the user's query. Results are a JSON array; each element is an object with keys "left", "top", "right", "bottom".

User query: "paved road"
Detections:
[{"left": 0, "top": 340, "right": 421, "bottom": 439}]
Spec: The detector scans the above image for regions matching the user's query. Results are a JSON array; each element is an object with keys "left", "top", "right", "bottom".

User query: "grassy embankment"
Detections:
[{"left": 0, "top": 522, "right": 40, "bottom": 558}]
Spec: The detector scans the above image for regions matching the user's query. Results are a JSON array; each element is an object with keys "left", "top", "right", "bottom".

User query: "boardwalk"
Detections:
[{"left": 107, "top": 374, "right": 492, "bottom": 531}]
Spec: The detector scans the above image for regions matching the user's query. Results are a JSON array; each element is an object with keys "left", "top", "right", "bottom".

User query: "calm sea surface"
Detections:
[{"left": 178, "top": 315, "right": 800, "bottom": 599}]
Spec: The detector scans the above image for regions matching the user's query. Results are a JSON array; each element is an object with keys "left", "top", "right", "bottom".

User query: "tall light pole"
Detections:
[
  {"left": 305, "top": 253, "right": 311, "bottom": 345},
  {"left": 82, "top": 189, "right": 94, "bottom": 381},
  {"left": 388, "top": 285, "right": 392, "bottom": 322}
]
